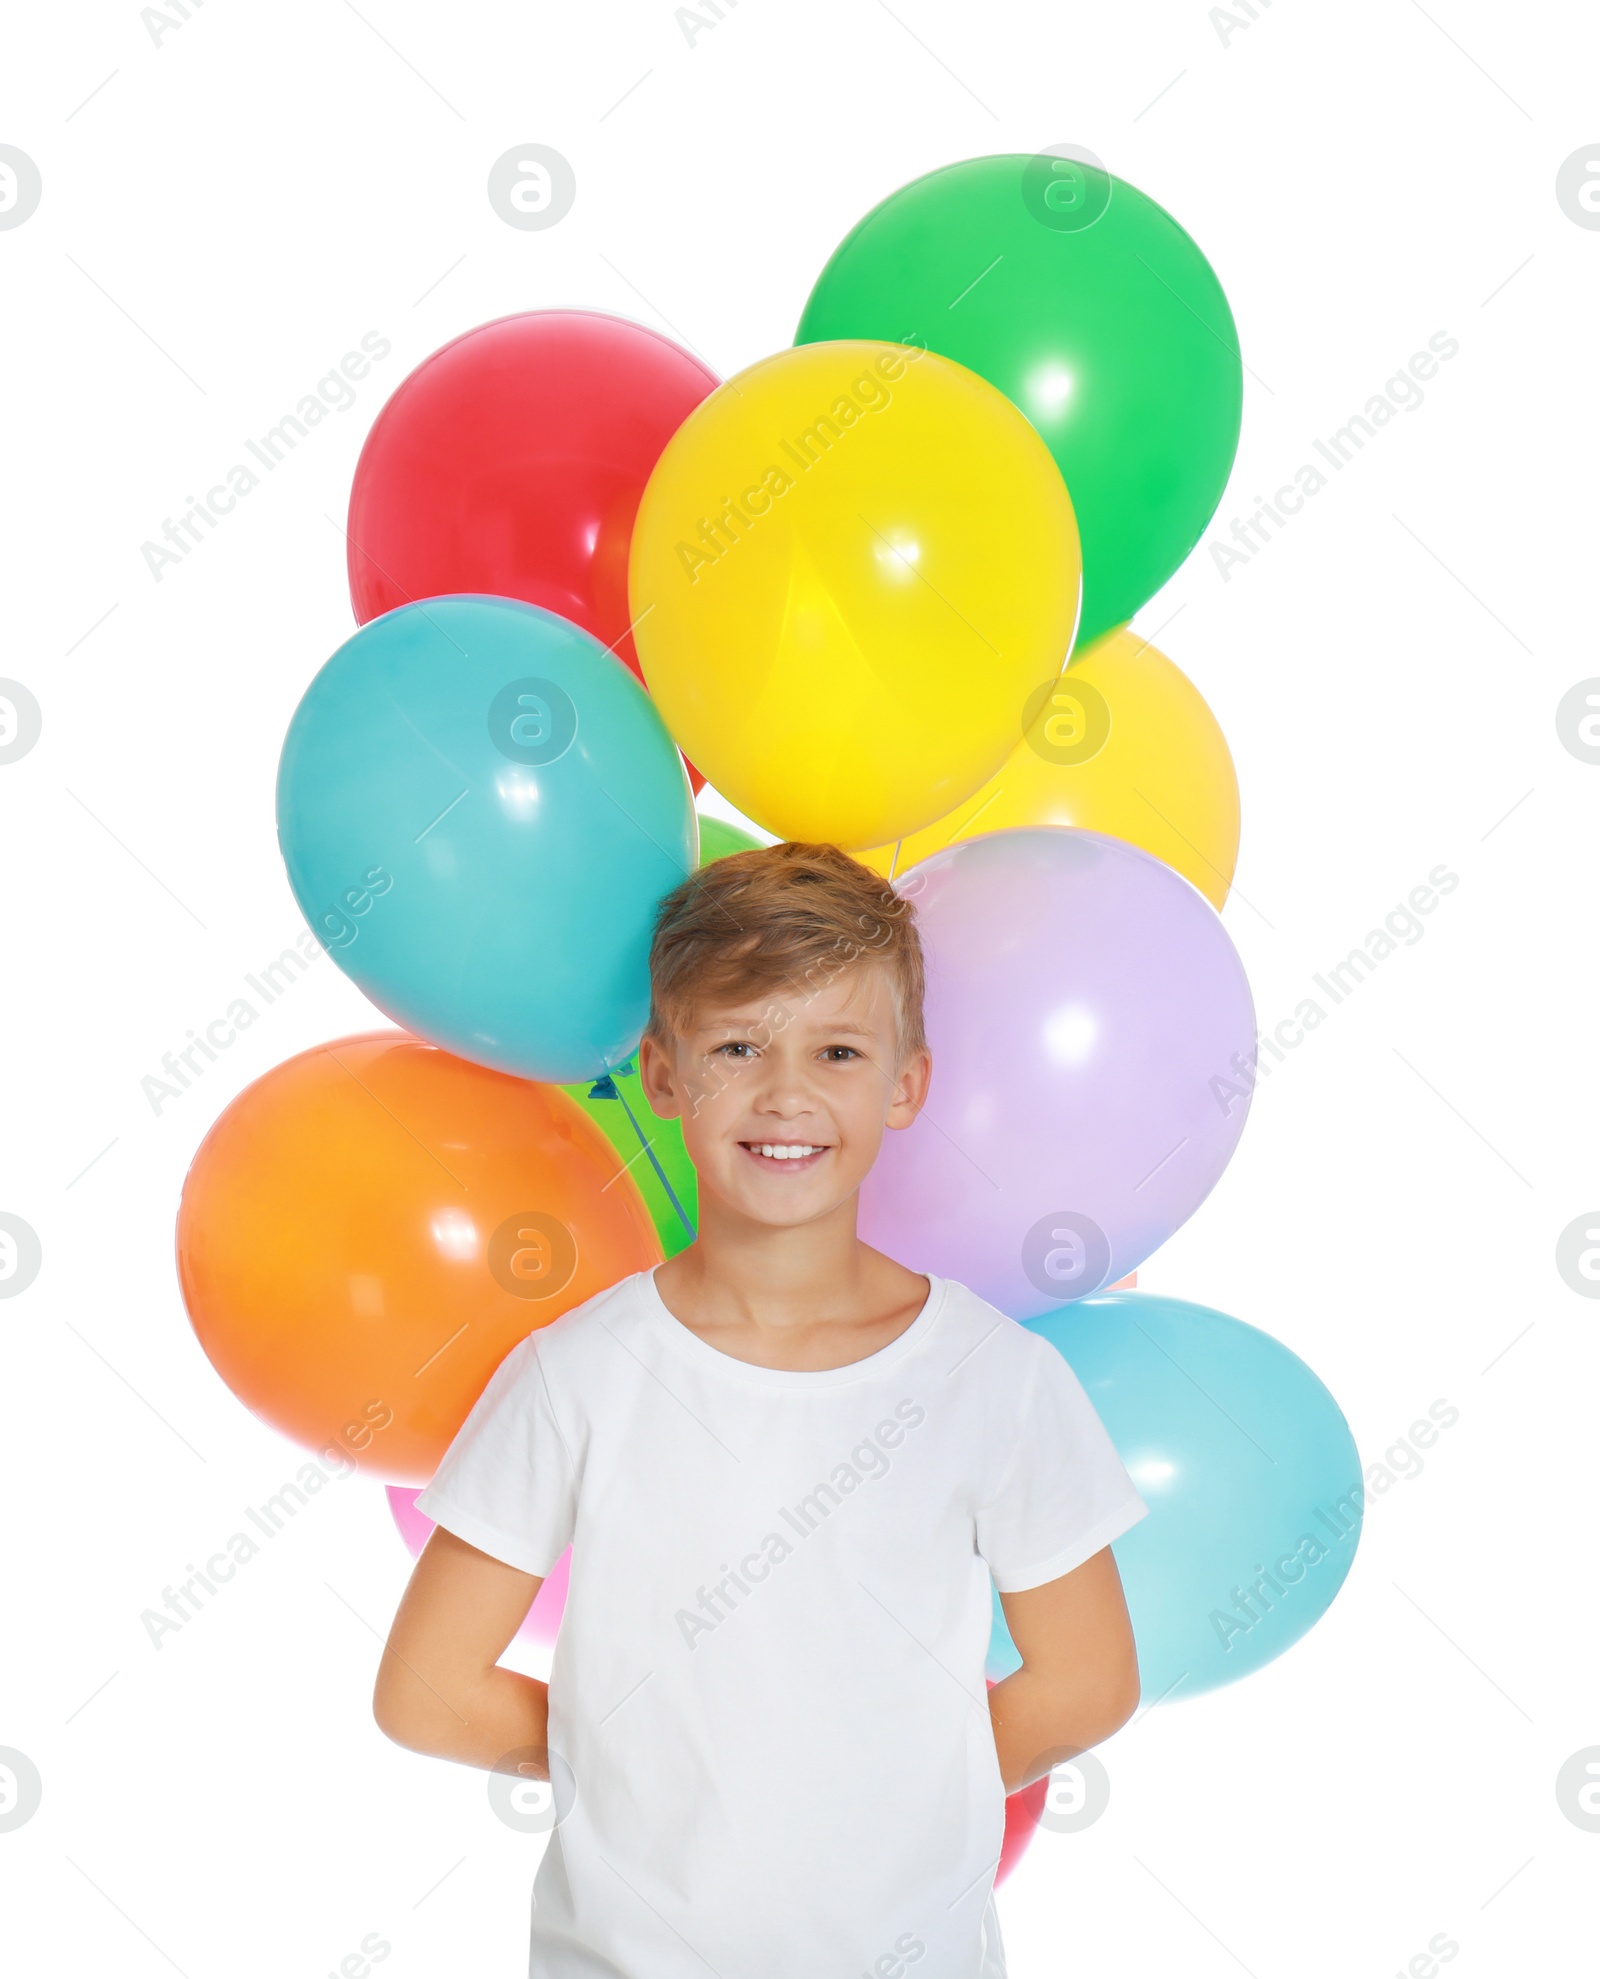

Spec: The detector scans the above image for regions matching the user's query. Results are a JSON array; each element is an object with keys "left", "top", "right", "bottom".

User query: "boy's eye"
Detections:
[
  {"left": 716, "top": 1041, "right": 755, "bottom": 1059},
  {"left": 821, "top": 1046, "right": 860, "bottom": 1062}
]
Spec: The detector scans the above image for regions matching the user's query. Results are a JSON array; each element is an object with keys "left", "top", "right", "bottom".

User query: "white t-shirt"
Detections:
[{"left": 414, "top": 1266, "right": 1148, "bottom": 1979}]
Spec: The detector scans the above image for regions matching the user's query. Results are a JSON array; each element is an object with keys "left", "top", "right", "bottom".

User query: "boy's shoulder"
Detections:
[
  {"left": 532, "top": 1264, "right": 653, "bottom": 1336},
  {"left": 930, "top": 1275, "right": 1056, "bottom": 1383},
  {"left": 507, "top": 1266, "right": 657, "bottom": 1376}
]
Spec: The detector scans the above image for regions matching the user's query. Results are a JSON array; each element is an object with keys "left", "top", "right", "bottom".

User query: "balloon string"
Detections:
[{"left": 598, "top": 1070, "right": 697, "bottom": 1244}]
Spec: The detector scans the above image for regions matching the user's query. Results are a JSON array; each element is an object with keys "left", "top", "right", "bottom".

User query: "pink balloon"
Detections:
[
  {"left": 861, "top": 828, "right": 1255, "bottom": 1317},
  {"left": 386, "top": 1486, "right": 570, "bottom": 1647}
]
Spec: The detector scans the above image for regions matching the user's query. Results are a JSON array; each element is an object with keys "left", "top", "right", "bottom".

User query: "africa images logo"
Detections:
[{"left": 671, "top": 345, "right": 925, "bottom": 584}]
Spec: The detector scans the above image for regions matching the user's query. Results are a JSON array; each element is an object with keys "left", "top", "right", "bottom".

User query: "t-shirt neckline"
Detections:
[{"left": 639, "top": 1263, "right": 947, "bottom": 1389}]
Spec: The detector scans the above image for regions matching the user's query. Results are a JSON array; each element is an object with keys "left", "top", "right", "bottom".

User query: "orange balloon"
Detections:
[{"left": 176, "top": 1031, "right": 661, "bottom": 1483}]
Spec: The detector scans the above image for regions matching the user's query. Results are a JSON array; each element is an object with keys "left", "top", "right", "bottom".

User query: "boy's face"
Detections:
[{"left": 637, "top": 961, "right": 931, "bottom": 1231}]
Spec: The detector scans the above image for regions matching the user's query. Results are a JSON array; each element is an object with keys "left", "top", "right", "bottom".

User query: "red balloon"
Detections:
[
  {"left": 986, "top": 1678, "right": 1051, "bottom": 1888},
  {"left": 997, "top": 1773, "right": 1049, "bottom": 1887},
  {"left": 346, "top": 310, "right": 719, "bottom": 789}
]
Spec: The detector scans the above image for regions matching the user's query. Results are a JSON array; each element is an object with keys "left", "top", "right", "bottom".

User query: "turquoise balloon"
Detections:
[
  {"left": 987, "top": 1292, "right": 1362, "bottom": 1704},
  {"left": 276, "top": 595, "right": 697, "bottom": 1083}
]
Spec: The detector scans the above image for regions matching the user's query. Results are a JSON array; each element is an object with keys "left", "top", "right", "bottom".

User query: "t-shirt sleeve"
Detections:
[
  {"left": 976, "top": 1340, "right": 1149, "bottom": 1594},
  {"left": 412, "top": 1334, "right": 578, "bottom": 1578}
]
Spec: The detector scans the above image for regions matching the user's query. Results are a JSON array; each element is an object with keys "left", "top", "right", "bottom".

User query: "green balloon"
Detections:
[
  {"left": 560, "top": 1061, "right": 699, "bottom": 1259},
  {"left": 562, "top": 817, "right": 765, "bottom": 1255},
  {"left": 697, "top": 814, "right": 765, "bottom": 863},
  {"left": 795, "top": 154, "right": 1243, "bottom": 647}
]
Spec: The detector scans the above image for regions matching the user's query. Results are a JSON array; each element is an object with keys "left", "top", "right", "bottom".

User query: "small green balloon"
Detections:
[
  {"left": 697, "top": 814, "right": 765, "bottom": 864},
  {"left": 795, "top": 154, "right": 1243, "bottom": 647},
  {"left": 560, "top": 1062, "right": 699, "bottom": 1259},
  {"left": 559, "top": 816, "right": 764, "bottom": 1255}
]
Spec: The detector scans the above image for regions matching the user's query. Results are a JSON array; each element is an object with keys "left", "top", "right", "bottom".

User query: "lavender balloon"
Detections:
[{"left": 860, "top": 828, "right": 1255, "bottom": 1317}]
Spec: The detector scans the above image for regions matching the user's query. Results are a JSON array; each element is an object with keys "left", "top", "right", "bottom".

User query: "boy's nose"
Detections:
[
  {"left": 755, "top": 1097, "right": 818, "bottom": 1121},
  {"left": 751, "top": 1079, "right": 822, "bottom": 1119}
]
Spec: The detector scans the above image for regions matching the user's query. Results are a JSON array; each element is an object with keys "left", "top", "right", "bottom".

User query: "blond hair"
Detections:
[{"left": 644, "top": 842, "right": 926, "bottom": 1064}]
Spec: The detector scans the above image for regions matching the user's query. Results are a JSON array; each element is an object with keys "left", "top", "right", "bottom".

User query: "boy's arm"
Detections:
[
  {"left": 987, "top": 1545, "right": 1142, "bottom": 1794},
  {"left": 373, "top": 1527, "right": 552, "bottom": 1777}
]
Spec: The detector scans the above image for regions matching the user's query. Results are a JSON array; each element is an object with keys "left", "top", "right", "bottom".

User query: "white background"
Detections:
[{"left": 2, "top": 1, "right": 1596, "bottom": 1974}]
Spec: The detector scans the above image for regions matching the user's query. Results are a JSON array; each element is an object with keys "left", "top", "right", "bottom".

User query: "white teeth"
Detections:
[{"left": 751, "top": 1144, "right": 822, "bottom": 1160}]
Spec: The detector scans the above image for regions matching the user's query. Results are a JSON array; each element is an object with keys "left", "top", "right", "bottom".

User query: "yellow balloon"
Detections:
[
  {"left": 859, "top": 626, "right": 1240, "bottom": 908},
  {"left": 628, "top": 340, "right": 1081, "bottom": 848}
]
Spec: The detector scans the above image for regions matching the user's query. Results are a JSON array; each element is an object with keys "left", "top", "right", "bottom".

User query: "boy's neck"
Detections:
[{"left": 655, "top": 1191, "right": 927, "bottom": 1348}]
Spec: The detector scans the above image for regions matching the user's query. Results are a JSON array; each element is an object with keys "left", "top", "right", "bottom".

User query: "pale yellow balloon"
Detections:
[{"left": 859, "top": 626, "right": 1240, "bottom": 908}]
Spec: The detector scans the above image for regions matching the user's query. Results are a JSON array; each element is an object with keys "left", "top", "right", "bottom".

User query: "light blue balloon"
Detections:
[
  {"left": 276, "top": 595, "right": 696, "bottom": 1082},
  {"left": 987, "top": 1292, "right": 1363, "bottom": 1704}
]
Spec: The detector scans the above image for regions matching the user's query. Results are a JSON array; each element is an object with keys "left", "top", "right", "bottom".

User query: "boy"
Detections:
[{"left": 375, "top": 841, "right": 1148, "bottom": 1978}]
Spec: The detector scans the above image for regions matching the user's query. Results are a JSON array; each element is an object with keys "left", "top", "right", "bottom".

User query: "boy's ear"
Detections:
[
  {"left": 885, "top": 1045, "right": 932, "bottom": 1130},
  {"left": 636, "top": 1030, "right": 681, "bottom": 1121}
]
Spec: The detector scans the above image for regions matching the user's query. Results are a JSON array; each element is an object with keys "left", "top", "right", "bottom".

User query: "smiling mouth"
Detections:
[{"left": 739, "top": 1141, "right": 831, "bottom": 1169}]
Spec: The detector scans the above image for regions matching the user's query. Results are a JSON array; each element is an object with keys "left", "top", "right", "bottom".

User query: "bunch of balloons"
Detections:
[{"left": 176, "top": 155, "right": 1361, "bottom": 1861}]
